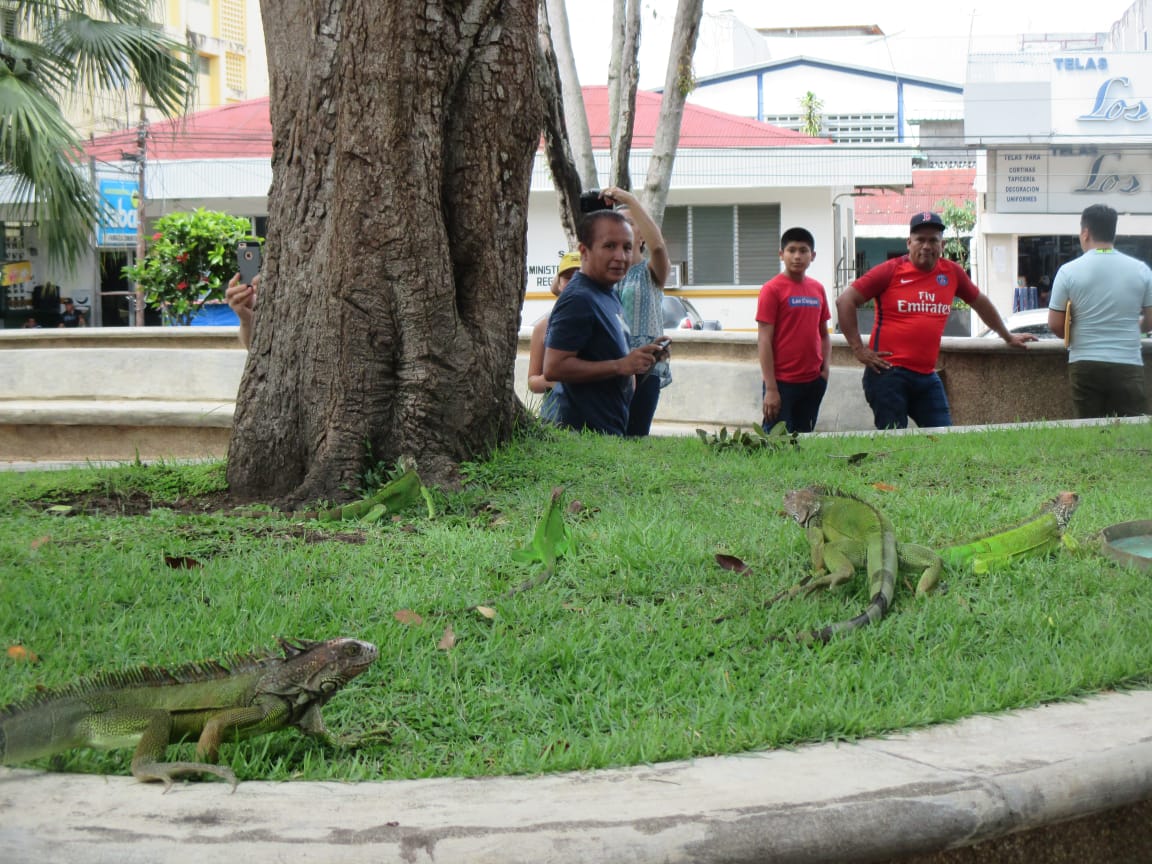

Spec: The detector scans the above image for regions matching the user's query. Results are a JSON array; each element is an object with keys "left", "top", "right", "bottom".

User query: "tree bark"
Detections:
[
  {"left": 640, "top": 0, "right": 704, "bottom": 225},
  {"left": 607, "top": 0, "right": 640, "bottom": 191},
  {"left": 607, "top": 0, "right": 624, "bottom": 144},
  {"left": 227, "top": 0, "right": 541, "bottom": 503},
  {"left": 537, "top": 0, "right": 582, "bottom": 247},
  {"left": 545, "top": 0, "right": 598, "bottom": 189}
]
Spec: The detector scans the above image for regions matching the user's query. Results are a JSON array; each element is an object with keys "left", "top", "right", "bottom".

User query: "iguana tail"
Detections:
[
  {"left": 938, "top": 491, "right": 1079, "bottom": 572},
  {"left": 800, "top": 576, "right": 895, "bottom": 644},
  {"left": 797, "top": 499, "right": 899, "bottom": 645}
]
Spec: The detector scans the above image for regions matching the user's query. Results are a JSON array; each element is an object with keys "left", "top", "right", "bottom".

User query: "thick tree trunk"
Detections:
[
  {"left": 640, "top": 0, "right": 704, "bottom": 225},
  {"left": 227, "top": 0, "right": 540, "bottom": 503}
]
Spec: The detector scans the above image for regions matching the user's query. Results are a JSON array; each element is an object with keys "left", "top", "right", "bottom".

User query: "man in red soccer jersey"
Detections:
[{"left": 836, "top": 212, "right": 1034, "bottom": 429}]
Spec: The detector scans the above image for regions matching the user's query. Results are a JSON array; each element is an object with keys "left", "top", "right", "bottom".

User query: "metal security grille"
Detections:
[
  {"left": 219, "top": 0, "right": 247, "bottom": 43},
  {"left": 690, "top": 206, "right": 735, "bottom": 284},
  {"left": 762, "top": 113, "right": 899, "bottom": 143},
  {"left": 736, "top": 205, "right": 780, "bottom": 285},
  {"left": 662, "top": 207, "right": 688, "bottom": 284},
  {"left": 226, "top": 51, "right": 246, "bottom": 92},
  {"left": 664, "top": 204, "right": 781, "bottom": 286}
]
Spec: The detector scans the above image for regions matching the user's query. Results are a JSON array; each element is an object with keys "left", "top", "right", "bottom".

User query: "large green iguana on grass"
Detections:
[
  {"left": 0, "top": 636, "right": 378, "bottom": 790},
  {"left": 779, "top": 486, "right": 942, "bottom": 643},
  {"left": 937, "top": 491, "right": 1080, "bottom": 573}
]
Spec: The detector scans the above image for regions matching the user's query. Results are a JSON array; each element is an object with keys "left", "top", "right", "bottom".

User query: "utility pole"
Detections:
[{"left": 132, "top": 111, "right": 148, "bottom": 326}]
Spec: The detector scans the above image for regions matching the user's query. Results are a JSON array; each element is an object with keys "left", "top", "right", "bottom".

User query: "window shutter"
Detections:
[
  {"left": 737, "top": 205, "right": 780, "bottom": 286},
  {"left": 690, "top": 206, "right": 734, "bottom": 285},
  {"left": 662, "top": 206, "right": 688, "bottom": 282}
]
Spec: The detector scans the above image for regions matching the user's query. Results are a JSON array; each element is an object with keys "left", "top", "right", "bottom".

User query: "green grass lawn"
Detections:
[{"left": 1, "top": 420, "right": 1150, "bottom": 783}]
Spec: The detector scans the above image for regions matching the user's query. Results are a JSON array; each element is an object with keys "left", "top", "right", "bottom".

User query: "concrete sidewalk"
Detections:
[{"left": 2, "top": 689, "right": 1151, "bottom": 864}]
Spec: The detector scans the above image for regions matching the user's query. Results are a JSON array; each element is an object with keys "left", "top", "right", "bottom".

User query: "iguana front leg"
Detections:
[
  {"left": 772, "top": 534, "right": 863, "bottom": 602},
  {"left": 805, "top": 541, "right": 859, "bottom": 594}
]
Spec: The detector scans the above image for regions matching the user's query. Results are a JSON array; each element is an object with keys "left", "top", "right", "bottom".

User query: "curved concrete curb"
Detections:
[{"left": 2, "top": 689, "right": 1151, "bottom": 864}]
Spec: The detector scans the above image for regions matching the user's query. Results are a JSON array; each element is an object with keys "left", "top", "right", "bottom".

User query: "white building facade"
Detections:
[
  {"left": 966, "top": 50, "right": 1152, "bottom": 310},
  {"left": 524, "top": 144, "right": 914, "bottom": 331}
]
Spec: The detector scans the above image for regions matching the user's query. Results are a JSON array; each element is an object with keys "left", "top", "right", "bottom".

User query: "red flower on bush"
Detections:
[{"left": 125, "top": 209, "right": 259, "bottom": 326}]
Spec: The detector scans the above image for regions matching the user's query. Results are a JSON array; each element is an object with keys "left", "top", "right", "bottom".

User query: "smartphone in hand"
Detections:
[{"left": 236, "top": 241, "right": 262, "bottom": 284}]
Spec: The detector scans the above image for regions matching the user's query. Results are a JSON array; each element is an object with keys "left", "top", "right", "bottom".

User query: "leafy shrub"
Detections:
[{"left": 123, "top": 209, "right": 259, "bottom": 325}]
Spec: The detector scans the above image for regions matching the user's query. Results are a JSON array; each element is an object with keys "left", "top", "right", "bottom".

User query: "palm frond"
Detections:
[
  {"left": 10, "top": 0, "right": 159, "bottom": 31},
  {"left": 44, "top": 14, "right": 196, "bottom": 117},
  {"left": 0, "top": 0, "right": 195, "bottom": 265},
  {"left": 0, "top": 69, "right": 98, "bottom": 265},
  {"left": 0, "top": 34, "right": 72, "bottom": 94}
]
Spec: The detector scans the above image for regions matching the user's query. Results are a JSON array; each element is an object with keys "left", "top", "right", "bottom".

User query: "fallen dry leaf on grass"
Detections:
[
  {"left": 6, "top": 645, "right": 40, "bottom": 664},
  {"left": 714, "top": 553, "right": 753, "bottom": 575},
  {"left": 164, "top": 555, "right": 202, "bottom": 569}
]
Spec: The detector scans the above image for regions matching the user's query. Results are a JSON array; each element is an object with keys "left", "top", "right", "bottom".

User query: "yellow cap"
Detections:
[{"left": 558, "top": 251, "right": 581, "bottom": 275}]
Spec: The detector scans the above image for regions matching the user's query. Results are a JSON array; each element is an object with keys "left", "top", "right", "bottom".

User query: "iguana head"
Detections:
[
  {"left": 266, "top": 637, "right": 379, "bottom": 710},
  {"left": 782, "top": 486, "right": 824, "bottom": 526},
  {"left": 1044, "top": 491, "right": 1080, "bottom": 530}
]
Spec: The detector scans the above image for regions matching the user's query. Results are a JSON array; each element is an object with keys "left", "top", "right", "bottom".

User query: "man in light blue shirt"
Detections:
[{"left": 1049, "top": 204, "right": 1152, "bottom": 418}]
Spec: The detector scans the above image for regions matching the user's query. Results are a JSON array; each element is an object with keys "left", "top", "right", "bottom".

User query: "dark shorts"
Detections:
[
  {"left": 763, "top": 376, "right": 828, "bottom": 434},
  {"left": 862, "top": 367, "right": 951, "bottom": 430},
  {"left": 1068, "top": 361, "right": 1148, "bottom": 418}
]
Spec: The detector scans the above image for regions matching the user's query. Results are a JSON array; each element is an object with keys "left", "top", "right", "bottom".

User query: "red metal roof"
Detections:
[
  {"left": 853, "top": 168, "right": 976, "bottom": 225},
  {"left": 581, "top": 86, "right": 830, "bottom": 148},
  {"left": 85, "top": 88, "right": 827, "bottom": 162},
  {"left": 85, "top": 99, "right": 274, "bottom": 162}
]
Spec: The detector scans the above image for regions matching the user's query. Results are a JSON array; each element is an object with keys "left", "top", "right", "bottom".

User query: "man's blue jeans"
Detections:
[{"left": 862, "top": 366, "right": 952, "bottom": 429}]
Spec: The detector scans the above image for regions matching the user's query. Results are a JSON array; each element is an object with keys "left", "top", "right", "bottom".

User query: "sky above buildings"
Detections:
[{"left": 568, "top": 0, "right": 1138, "bottom": 88}]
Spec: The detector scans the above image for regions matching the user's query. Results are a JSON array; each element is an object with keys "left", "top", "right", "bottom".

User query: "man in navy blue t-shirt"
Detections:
[{"left": 544, "top": 209, "right": 667, "bottom": 435}]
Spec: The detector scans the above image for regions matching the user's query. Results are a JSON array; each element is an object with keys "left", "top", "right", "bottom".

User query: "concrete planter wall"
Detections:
[{"left": 2, "top": 328, "right": 1150, "bottom": 462}]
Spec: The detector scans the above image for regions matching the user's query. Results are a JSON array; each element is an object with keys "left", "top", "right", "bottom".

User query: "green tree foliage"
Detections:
[
  {"left": 0, "top": 0, "right": 196, "bottom": 265},
  {"left": 123, "top": 209, "right": 258, "bottom": 326},
  {"left": 799, "top": 91, "right": 824, "bottom": 137},
  {"left": 935, "top": 198, "right": 976, "bottom": 271}
]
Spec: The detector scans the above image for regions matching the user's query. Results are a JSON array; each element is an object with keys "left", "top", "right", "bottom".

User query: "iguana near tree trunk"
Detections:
[
  {"left": 0, "top": 637, "right": 378, "bottom": 790},
  {"left": 780, "top": 486, "right": 942, "bottom": 643},
  {"left": 937, "top": 491, "right": 1080, "bottom": 573}
]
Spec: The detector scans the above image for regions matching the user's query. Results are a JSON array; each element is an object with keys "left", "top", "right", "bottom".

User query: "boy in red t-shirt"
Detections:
[{"left": 756, "top": 227, "right": 831, "bottom": 433}]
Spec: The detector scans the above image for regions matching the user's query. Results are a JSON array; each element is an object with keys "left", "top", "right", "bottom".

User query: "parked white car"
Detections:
[{"left": 979, "top": 309, "right": 1059, "bottom": 340}]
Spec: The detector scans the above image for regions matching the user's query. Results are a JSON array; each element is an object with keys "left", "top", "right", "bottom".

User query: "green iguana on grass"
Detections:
[
  {"left": 937, "top": 491, "right": 1080, "bottom": 573},
  {"left": 0, "top": 637, "right": 378, "bottom": 790},
  {"left": 779, "top": 486, "right": 942, "bottom": 643}
]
